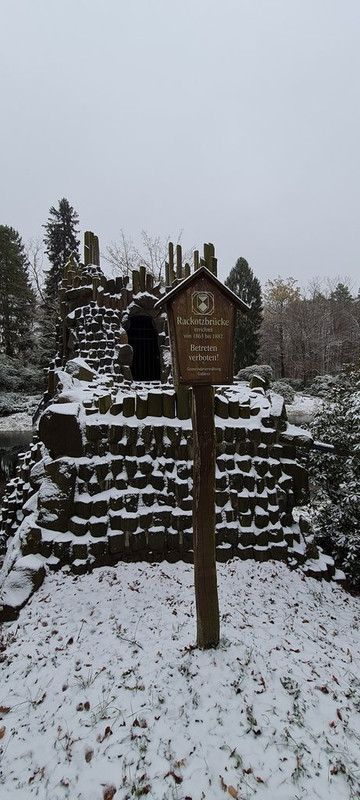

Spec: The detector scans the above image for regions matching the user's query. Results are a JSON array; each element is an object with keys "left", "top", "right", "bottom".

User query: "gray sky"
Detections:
[{"left": 1, "top": 0, "right": 360, "bottom": 291}]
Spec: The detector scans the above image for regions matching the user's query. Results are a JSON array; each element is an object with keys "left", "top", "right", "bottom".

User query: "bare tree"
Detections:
[
  {"left": 104, "top": 229, "right": 194, "bottom": 283},
  {"left": 260, "top": 277, "right": 301, "bottom": 378},
  {"left": 26, "top": 239, "right": 45, "bottom": 299}
]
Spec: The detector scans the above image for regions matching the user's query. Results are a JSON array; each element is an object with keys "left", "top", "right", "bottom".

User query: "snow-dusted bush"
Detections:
[
  {"left": 0, "top": 392, "right": 30, "bottom": 416},
  {"left": 306, "top": 373, "right": 336, "bottom": 397},
  {"left": 236, "top": 364, "right": 273, "bottom": 388},
  {"left": 271, "top": 380, "right": 295, "bottom": 403},
  {"left": 309, "top": 364, "right": 360, "bottom": 587},
  {"left": 0, "top": 356, "right": 43, "bottom": 394},
  {"left": 0, "top": 392, "right": 18, "bottom": 416},
  {"left": 283, "top": 377, "right": 304, "bottom": 391}
]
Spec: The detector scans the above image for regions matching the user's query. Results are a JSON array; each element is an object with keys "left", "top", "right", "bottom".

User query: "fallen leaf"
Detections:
[
  {"left": 164, "top": 770, "right": 183, "bottom": 784},
  {"left": 97, "top": 726, "right": 113, "bottom": 743},
  {"left": 228, "top": 786, "right": 238, "bottom": 798},
  {"left": 103, "top": 786, "right": 116, "bottom": 800},
  {"left": 0, "top": 725, "right": 6, "bottom": 739},
  {"left": 0, "top": 706, "right": 11, "bottom": 714}
]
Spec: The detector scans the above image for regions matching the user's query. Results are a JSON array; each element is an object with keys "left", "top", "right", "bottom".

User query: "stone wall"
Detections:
[{"left": 0, "top": 247, "right": 336, "bottom": 619}]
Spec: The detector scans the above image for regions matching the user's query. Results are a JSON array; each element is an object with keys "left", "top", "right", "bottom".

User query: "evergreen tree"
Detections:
[
  {"left": 309, "top": 364, "right": 360, "bottom": 588},
  {"left": 0, "top": 226, "right": 36, "bottom": 358},
  {"left": 328, "top": 282, "right": 359, "bottom": 368},
  {"left": 43, "top": 198, "right": 80, "bottom": 299},
  {"left": 225, "top": 257, "right": 262, "bottom": 372},
  {"left": 40, "top": 199, "right": 80, "bottom": 364}
]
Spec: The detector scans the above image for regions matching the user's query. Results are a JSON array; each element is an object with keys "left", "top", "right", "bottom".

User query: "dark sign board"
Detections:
[{"left": 156, "top": 267, "right": 249, "bottom": 386}]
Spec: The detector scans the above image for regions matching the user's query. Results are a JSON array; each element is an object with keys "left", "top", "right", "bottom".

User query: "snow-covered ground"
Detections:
[
  {"left": 1, "top": 559, "right": 360, "bottom": 799},
  {"left": 0, "top": 413, "right": 33, "bottom": 432},
  {"left": 0, "top": 397, "right": 40, "bottom": 432},
  {"left": 286, "top": 394, "right": 323, "bottom": 427}
]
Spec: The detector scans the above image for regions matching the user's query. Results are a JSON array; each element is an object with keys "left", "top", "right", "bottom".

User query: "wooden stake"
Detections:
[{"left": 192, "top": 384, "right": 220, "bottom": 648}]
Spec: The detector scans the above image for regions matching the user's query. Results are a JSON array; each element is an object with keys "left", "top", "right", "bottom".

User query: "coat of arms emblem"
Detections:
[{"left": 191, "top": 291, "right": 214, "bottom": 315}]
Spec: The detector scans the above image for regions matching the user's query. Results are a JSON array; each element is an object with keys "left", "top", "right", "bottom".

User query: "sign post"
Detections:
[{"left": 156, "top": 265, "right": 249, "bottom": 648}]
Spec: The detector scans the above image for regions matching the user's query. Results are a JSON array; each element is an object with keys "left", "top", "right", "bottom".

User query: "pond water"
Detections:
[{"left": 0, "top": 429, "right": 34, "bottom": 497}]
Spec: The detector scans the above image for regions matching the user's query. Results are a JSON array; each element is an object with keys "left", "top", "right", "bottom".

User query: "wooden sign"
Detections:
[
  {"left": 155, "top": 264, "right": 249, "bottom": 648},
  {"left": 156, "top": 267, "right": 249, "bottom": 386}
]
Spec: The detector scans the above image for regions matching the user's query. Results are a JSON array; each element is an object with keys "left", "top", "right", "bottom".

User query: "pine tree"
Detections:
[
  {"left": 0, "top": 225, "right": 36, "bottom": 358},
  {"left": 43, "top": 198, "right": 80, "bottom": 299},
  {"left": 40, "top": 199, "right": 80, "bottom": 364},
  {"left": 225, "top": 257, "right": 262, "bottom": 372},
  {"left": 328, "top": 282, "right": 359, "bottom": 369}
]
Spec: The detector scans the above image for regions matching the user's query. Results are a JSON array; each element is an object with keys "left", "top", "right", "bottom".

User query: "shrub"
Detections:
[
  {"left": 308, "top": 364, "right": 360, "bottom": 587},
  {"left": 236, "top": 364, "right": 273, "bottom": 388},
  {"left": 271, "top": 380, "right": 295, "bottom": 403},
  {"left": 306, "top": 374, "right": 336, "bottom": 397},
  {"left": 0, "top": 393, "right": 25, "bottom": 416},
  {"left": 0, "top": 356, "right": 44, "bottom": 394}
]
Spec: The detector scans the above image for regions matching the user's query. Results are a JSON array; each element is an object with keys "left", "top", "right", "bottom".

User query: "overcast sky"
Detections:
[{"left": 1, "top": 0, "right": 360, "bottom": 291}]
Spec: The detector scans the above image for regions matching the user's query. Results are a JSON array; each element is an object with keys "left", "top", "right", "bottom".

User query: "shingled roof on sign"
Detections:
[{"left": 155, "top": 266, "right": 250, "bottom": 313}]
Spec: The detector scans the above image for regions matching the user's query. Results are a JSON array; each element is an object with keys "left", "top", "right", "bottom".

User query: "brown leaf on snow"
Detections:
[
  {"left": 228, "top": 786, "right": 238, "bottom": 798},
  {"left": 103, "top": 786, "right": 117, "bottom": 800},
  {"left": 164, "top": 770, "right": 183, "bottom": 784},
  {"left": 133, "top": 717, "right": 148, "bottom": 728},
  {"left": 0, "top": 706, "right": 11, "bottom": 714},
  {"left": 336, "top": 708, "right": 343, "bottom": 721},
  {"left": 332, "top": 675, "right": 340, "bottom": 685},
  {"left": 97, "top": 726, "right": 113, "bottom": 742},
  {"left": 85, "top": 747, "right": 94, "bottom": 763},
  {"left": 0, "top": 725, "right": 6, "bottom": 739}
]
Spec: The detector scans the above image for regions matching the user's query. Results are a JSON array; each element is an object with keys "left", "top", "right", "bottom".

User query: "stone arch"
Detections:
[{"left": 126, "top": 315, "right": 161, "bottom": 381}]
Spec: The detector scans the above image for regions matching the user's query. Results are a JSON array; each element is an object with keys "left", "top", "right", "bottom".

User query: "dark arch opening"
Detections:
[{"left": 127, "top": 315, "right": 161, "bottom": 381}]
